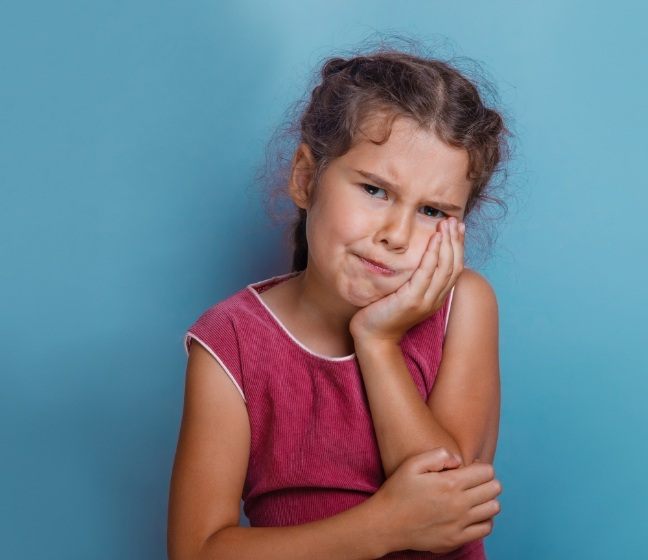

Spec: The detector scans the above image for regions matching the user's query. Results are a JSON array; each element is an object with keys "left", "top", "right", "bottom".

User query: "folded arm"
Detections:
[{"left": 354, "top": 268, "right": 501, "bottom": 477}]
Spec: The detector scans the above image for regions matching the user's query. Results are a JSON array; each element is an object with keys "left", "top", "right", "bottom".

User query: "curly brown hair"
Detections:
[{"left": 256, "top": 34, "right": 516, "bottom": 272}]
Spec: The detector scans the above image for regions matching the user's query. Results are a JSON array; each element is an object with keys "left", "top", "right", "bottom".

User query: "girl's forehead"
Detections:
[
  {"left": 348, "top": 115, "right": 463, "bottom": 160},
  {"left": 343, "top": 124, "right": 470, "bottom": 184}
]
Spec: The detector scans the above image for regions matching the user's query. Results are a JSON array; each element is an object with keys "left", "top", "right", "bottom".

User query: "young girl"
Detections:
[{"left": 168, "top": 45, "right": 508, "bottom": 560}]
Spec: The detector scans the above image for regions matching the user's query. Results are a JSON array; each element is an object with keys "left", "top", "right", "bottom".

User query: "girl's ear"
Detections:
[{"left": 288, "top": 143, "right": 316, "bottom": 210}]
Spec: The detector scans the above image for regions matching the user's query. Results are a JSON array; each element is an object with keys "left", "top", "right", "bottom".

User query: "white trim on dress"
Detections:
[
  {"left": 444, "top": 285, "right": 456, "bottom": 338},
  {"left": 246, "top": 272, "right": 357, "bottom": 362},
  {"left": 184, "top": 332, "right": 247, "bottom": 404}
]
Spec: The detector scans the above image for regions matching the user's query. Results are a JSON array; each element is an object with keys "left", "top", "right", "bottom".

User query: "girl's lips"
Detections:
[{"left": 357, "top": 254, "right": 397, "bottom": 276}]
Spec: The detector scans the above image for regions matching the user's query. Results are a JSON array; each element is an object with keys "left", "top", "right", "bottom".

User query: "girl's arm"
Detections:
[
  {"left": 354, "top": 268, "right": 500, "bottom": 477},
  {"left": 195, "top": 499, "right": 390, "bottom": 560},
  {"left": 426, "top": 268, "right": 500, "bottom": 464},
  {"left": 168, "top": 341, "right": 391, "bottom": 560}
]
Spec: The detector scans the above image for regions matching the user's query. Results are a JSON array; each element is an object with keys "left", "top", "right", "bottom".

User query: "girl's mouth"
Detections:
[{"left": 356, "top": 254, "right": 397, "bottom": 276}]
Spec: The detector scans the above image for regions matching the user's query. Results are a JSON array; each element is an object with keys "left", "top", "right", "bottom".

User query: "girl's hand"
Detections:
[
  {"left": 349, "top": 217, "right": 465, "bottom": 345},
  {"left": 371, "top": 447, "right": 502, "bottom": 554}
]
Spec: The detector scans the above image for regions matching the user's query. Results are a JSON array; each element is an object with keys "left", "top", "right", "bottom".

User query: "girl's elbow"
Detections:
[{"left": 456, "top": 442, "right": 492, "bottom": 467}]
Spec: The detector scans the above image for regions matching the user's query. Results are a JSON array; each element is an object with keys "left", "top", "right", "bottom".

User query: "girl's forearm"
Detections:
[
  {"left": 354, "top": 337, "right": 463, "bottom": 478},
  {"left": 192, "top": 494, "right": 394, "bottom": 560}
]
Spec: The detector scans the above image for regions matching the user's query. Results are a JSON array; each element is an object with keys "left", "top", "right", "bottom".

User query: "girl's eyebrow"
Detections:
[{"left": 356, "top": 169, "right": 464, "bottom": 212}]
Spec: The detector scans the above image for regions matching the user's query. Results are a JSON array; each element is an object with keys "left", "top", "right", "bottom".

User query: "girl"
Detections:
[{"left": 168, "top": 45, "right": 509, "bottom": 560}]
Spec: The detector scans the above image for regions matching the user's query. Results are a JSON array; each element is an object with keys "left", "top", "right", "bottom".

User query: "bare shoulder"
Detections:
[
  {"left": 446, "top": 267, "right": 498, "bottom": 338},
  {"left": 454, "top": 267, "right": 497, "bottom": 302},
  {"left": 451, "top": 267, "right": 498, "bottom": 313}
]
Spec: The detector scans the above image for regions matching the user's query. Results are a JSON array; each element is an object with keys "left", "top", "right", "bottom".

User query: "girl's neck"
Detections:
[
  {"left": 294, "top": 266, "right": 359, "bottom": 333},
  {"left": 261, "top": 267, "right": 359, "bottom": 357}
]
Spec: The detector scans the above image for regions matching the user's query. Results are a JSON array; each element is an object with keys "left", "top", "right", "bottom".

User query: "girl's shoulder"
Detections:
[
  {"left": 183, "top": 283, "right": 255, "bottom": 349},
  {"left": 451, "top": 267, "right": 498, "bottom": 315},
  {"left": 442, "top": 267, "right": 499, "bottom": 352},
  {"left": 183, "top": 287, "right": 254, "bottom": 402}
]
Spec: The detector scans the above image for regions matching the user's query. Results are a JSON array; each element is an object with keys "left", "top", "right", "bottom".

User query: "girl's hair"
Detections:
[{"left": 256, "top": 34, "right": 516, "bottom": 272}]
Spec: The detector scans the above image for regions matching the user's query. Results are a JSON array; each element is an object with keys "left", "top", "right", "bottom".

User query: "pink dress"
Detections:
[{"left": 183, "top": 271, "right": 485, "bottom": 559}]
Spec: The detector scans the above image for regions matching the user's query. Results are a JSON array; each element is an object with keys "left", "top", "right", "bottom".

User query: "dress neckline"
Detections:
[{"left": 246, "top": 271, "right": 357, "bottom": 362}]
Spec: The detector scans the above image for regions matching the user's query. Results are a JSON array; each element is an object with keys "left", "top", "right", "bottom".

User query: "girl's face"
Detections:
[{"left": 292, "top": 114, "right": 472, "bottom": 308}]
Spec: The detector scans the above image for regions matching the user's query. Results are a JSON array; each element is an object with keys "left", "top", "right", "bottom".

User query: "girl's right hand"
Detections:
[{"left": 372, "top": 447, "right": 502, "bottom": 555}]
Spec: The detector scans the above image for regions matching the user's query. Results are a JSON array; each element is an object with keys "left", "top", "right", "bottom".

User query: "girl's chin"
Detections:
[{"left": 344, "top": 282, "right": 393, "bottom": 306}]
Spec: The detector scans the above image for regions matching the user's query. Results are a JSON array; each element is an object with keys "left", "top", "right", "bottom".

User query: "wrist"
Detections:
[
  {"left": 352, "top": 333, "right": 402, "bottom": 355},
  {"left": 363, "top": 491, "right": 401, "bottom": 557}
]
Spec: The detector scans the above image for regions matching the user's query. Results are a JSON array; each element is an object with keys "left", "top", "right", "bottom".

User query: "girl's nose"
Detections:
[{"left": 377, "top": 210, "right": 412, "bottom": 252}]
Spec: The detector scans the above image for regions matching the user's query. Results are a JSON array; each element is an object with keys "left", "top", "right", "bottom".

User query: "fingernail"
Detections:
[{"left": 459, "top": 223, "right": 466, "bottom": 234}]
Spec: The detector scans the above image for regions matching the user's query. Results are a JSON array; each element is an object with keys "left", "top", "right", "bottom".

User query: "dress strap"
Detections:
[{"left": 444, "top": 285, "right": 456, "bottom": 337}]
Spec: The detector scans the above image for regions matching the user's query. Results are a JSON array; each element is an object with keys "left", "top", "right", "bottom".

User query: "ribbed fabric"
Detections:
[{"left": 183, "top": 271, "right": 485, "bottom": 559}]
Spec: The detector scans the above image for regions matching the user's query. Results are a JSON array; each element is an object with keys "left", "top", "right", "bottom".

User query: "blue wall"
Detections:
[{"left": 2, "top": 1, "right": 646, "bottom": 558}]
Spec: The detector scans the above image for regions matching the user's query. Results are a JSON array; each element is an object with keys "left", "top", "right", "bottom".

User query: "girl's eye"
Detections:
[
  {"left": 361, "top": 183, "right": 447, "bottom": 220},
  {"left": 421, "top": 206, "right": 447, "bottom": 219},
  {"left": 361, "top": 183, "right": 387, "bottom": 198}
]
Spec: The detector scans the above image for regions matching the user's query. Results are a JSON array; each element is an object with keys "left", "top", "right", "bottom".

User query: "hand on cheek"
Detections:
[
  {"left": 349, "top": 217, "right": 466, "bottom": 344},
  {"left": 428, "top": 216, "right": 465, "bottom": 303}
]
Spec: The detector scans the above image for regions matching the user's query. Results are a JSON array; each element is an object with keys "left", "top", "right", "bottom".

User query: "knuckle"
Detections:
[
  {"left": 438, "top": 447, "right": 451, "bottom": 459},
  {"left": 443, "top": 473, "right": 457, "bottom": 491}
]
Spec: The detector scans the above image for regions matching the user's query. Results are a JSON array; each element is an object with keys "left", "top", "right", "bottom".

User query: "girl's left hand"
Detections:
[{"left": 349, "top": 217, "right": 465, "bottom": 345}]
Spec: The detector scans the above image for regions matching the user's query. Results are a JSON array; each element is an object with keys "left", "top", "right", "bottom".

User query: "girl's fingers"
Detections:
[
  {"left": 451, "top": 219, "right": 465, "bottom": 281},
  {"left": 422, "top": 218, "right": 454, "bottom": 301},
  {"left": 452, "top": 461, "right": 496, "bottom": 491},
  {"left": 407, "top": 218, "right": 461, "bottom": 307},
  {"left": 438, "top": 219, "right": 454, "bottom": 279},
  {"left": 463, "top": 478, "right": 502, "bottom": 509},
  {"left": 407, "top": 230, "right": 442, "bottom": 294},
  {"left": 427, "top": 218, "right": 464, "bottom": 303},
  {"left": 459, "top": 519, "right": 495, "bottom": 543},
  {"left": 463, "top": 499, "right": 501, "bottom": 528}
]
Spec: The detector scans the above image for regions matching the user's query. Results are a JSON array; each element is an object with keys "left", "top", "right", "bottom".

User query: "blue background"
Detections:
[{"left": 2, "top": 1, "right": 646, "bottom": 558}]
